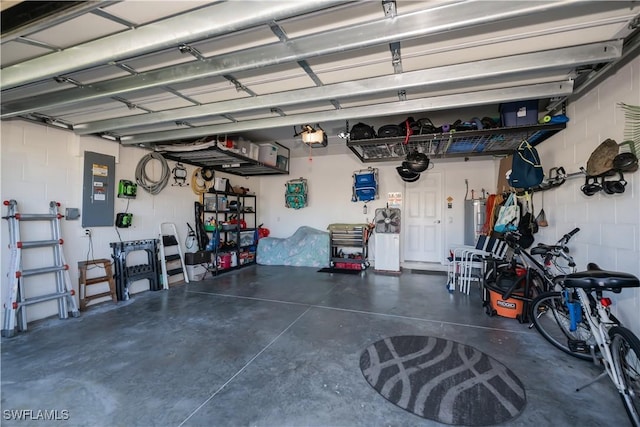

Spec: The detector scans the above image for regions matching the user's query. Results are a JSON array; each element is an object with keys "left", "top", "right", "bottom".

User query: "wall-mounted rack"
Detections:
[{"left": 347, "top": 122, "right": 566, "bottom": 163}]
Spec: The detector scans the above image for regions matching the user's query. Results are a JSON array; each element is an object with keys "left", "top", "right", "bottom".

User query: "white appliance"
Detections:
[
  {"left": 373, "top": 208, "right": 401, "bottom": 272},
  {"left": 464, "top": 199, "right": 486, "bottom": 245}
]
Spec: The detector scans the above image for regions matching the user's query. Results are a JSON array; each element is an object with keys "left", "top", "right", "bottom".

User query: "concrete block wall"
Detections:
[
  {"left": 0, "top": 120, "right": 254, "bottom": 326},
  {"left": 258, "top": 154, "right": 497, "bottom": 264},
  {"left": 2, "top": 57, "right": 638, "bottom": 335},
  {"left": 534, "top": 55, "right": 640, "bottom": 335}
]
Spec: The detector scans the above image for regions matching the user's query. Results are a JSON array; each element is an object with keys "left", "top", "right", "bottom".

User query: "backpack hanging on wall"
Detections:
[
  {"left": 508, "top": 140, "right": 544, "bottom": 189},
  {"left": 285, "top": 178, "right": 308, "bottom": 209},
  {"left": 351, "top": 168, "right": 379, "bottom": 202}
]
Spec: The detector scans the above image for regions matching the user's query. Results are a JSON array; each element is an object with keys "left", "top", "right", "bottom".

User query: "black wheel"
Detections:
[
  {"left": 609, "top": 326, "right": 640, "bottom": 427},
  {"left": 530, "top": 292, "right": 595, "bottom": 361}
]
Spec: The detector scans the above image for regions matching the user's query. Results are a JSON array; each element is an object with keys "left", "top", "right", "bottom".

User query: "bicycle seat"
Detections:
[
  {"left": 561, "top": 265, "right": 639, "bottom": 293},
  {"left": 530, "top": 244, "right": 561, "bottom": 256}
]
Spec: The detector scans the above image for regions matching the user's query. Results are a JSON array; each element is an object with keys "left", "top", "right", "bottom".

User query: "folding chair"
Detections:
[
  {"left": 447, "top": 235, "right": 489, "bottom": 291},
  {"left": 459, "top": 237, "right": 509, "bottom": 295}
]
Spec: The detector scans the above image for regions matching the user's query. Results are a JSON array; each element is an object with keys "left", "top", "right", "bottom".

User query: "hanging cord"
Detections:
[
  {"left": 191, "top": 168, "right": 212, "bottom": 196},
  {"left": 135, "top": 152, "right": 170, "bottom": 195}
]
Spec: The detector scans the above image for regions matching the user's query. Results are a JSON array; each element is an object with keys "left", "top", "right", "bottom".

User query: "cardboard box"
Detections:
[
  {"left": 500, "top": 100, "right": 538, "bottom": 126},
  {"left": 239, "top": 251, "right": 256, "bottom": 265},
  {"left": 258, "top": 143, "right": 278, "bottom": 166},
  {"left": 497, "top": 155, "right": 513, "bottom": 193}
]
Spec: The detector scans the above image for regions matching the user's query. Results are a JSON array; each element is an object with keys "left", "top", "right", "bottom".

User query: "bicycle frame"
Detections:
[
  {"left": 503, "top": 241, "right": 576, "bottom": 298},
  {"left": 570, "top": 287, "right": 628, "bottom": 396}
]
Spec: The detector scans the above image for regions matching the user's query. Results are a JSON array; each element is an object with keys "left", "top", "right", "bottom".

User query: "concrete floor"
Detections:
[{"left": 1, "top": 265, "right": 630, "bottom": 427}]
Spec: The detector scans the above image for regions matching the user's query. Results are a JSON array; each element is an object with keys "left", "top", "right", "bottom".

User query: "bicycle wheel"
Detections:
[
  {"left": 530, "top": 292, "right": 595, "bottom": 361},
  {"left": 609, "top": 326, "right": 640, "bottom": 427}
]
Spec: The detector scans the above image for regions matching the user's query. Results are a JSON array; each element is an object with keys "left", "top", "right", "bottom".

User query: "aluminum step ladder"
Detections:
[
  {"left": 2, "top": 200, "right": 80, "bottom": 337},
  {"left": 159, "top": 222, "right": 189, "bottom": 288}
]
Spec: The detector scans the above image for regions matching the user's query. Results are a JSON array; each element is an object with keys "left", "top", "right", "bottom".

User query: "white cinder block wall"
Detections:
[
  {"left": 0, "top": 121, "right": 256, "bottom": 324},
  {"left": 258, "top": 154, "right": 497, "bottom": 264},
  {"left": 1, "top": 57, "right": 638, "bottom": 336},
  {"left": 533, "top": 55, "right": 640, "bottom": 336}
]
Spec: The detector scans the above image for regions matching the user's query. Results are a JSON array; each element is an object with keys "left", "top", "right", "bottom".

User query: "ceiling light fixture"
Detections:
[{"left": 100, "top": 133, "right": 119, "bottom": 141}]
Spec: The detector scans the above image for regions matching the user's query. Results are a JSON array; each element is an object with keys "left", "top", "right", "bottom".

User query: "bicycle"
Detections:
[
  {"left": 530, "top": 263, "right": 640, "bottom": 426},
  {"left": 482, "top": 228, "right": 580, "bottom": 322}
]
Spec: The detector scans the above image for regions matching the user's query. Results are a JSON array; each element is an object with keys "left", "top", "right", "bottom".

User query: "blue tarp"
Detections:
[{"left": 257, "top": 226, "right": 330, "bottom": 267}]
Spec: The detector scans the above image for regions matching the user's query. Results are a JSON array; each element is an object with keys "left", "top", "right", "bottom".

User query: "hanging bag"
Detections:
[
  {"left": 509, "top": 140, "right": 544, "bottom": 189},
  {"left": 285, "top": 178, "right": 308, "bottom": 209},
  {"left": 494, "top": 193, "right": 520, "bottom": 233}
]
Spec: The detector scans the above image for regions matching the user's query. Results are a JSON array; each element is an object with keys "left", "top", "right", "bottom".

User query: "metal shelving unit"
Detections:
[
  {"left": 347, "top": 122, "right": 566, "bottom": 163},
  {"left": 163, "top": 142, "right": 290, "bottom": 176},
  {"left": 202, "top": 191, "right": 257, "bottom": 274}
]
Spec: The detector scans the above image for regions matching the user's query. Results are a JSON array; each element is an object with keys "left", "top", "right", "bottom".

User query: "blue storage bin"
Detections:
[
  {"left": 355, "top": 187, "right": 377, "bottom": 202},
  {"left": 500, "top": 100, "right": 538, "bottom": 126},
  {"left": 355, "top": 172, "right": 376, "bottom": 185}
]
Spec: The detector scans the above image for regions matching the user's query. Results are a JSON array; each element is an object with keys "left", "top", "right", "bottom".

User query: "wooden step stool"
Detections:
[{"left": 78, "top": 259, "right": 117, "bottom": 311}]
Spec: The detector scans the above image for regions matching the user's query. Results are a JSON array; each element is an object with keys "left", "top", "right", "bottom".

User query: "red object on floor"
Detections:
[{"left": 335, "top": 262, "right": 362, "bottom": 270}]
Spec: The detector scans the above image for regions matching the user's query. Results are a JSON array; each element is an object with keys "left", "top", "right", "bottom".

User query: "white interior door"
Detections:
[{"left": 403, "top": 172, "right": 443, "bottom": 263}]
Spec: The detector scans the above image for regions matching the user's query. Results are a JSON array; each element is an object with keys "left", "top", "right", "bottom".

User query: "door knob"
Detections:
[{"left": 434, "top": 220, "right": 441, "bottom": 224}]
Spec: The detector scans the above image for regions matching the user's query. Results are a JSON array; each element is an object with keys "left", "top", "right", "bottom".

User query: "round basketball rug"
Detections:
[{"left": 359, "top": 335, "right": 526, "bottom": 426}]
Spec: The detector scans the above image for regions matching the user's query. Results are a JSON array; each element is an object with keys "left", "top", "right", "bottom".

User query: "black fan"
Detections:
[{"left": 374, "top": 208, "right": 401, "bottom": 233}]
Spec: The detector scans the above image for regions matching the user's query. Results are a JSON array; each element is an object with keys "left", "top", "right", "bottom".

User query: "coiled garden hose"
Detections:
[{"left": 135, "top": 152, "right": 170, "bottom": 195}]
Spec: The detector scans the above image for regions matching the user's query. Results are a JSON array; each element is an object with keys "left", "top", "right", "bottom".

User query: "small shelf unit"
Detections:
[
  {"left": 202, "top": 191, "right": 258, "bottom": 274},
  {"left": 328, "top": 224, "right": 371, "bottom": 270},
  {"left": 163, "top": 141, "right": 290, "bottom": 176}
]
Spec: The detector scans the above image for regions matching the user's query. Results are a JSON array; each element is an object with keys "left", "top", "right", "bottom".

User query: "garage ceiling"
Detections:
[{"left": 2, "top": 1, "right": 639, "bottom": 168}]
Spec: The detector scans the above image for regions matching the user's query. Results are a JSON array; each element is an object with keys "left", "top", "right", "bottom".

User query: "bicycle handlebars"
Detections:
[{"left": 560, "top": 227, "right": 580, "bottom": 245}]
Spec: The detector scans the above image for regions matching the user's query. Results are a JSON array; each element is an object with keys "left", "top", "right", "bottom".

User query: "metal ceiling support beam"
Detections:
[
  {"left": 90, "top": 8, "right": 136, "bottom": 29},
  {"left": 178, "top": 44, "right": 206, "bottom": 62},
  {"left": 0, "top": 1, "right": 348, "bottom": 89},
  {"left": 122, "top": 81, "right": 574, "bottom": 146},
  {"left": 14, "top": 36, "right": 60, "bottom": 51},
  {"left": 389, "top": 42, "right": 403, "bottom": 74},
  {"left": 1, "top": 1, "right": 119, "bottom": 43},
  {"left": 382, "top": 0, "right": 397, "bottom": 19},
  {"left": 570, "top": 28, "right": 640, "bottom": 101},
  {"left": 72, "top": 41, "right": 622, "bottom": 135},
  {"left": 223, "top": 75, "right": 256, "bottom": 97},
  {"left": 297, "top": 60, "right": 324, "bottom": 86},
  {"left": 1, "top": 0, "right": 618, "bottom": 115}
]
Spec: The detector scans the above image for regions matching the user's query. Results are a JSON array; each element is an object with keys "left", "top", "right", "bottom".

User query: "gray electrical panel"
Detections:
[{"left": 82, "top": 151, "right": 115, "bottom": 227}]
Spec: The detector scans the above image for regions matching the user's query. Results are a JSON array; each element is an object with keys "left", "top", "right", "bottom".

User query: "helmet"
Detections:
[
  {"left": 612, "top": 152, "right": 638, "bottom": 172},
  {"left": 405, "top": 152, "right": 430, "bottom": 173},
  {"left": 397, "top": 163, "right": 420, "bottom": 182}
]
